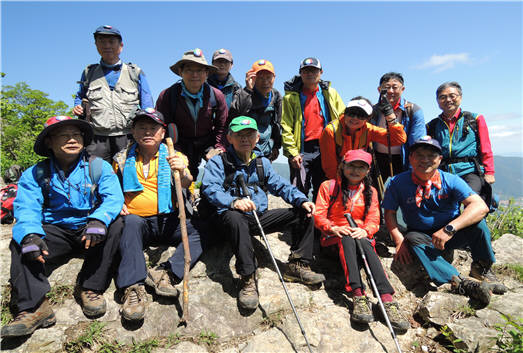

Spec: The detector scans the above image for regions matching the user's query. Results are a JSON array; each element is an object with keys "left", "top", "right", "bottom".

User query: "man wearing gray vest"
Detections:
[{"left": 73, "top": 25, "right": 154, "bottom": 162}]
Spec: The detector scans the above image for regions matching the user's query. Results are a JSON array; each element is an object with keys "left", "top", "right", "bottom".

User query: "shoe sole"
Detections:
[
  {"left": 121, "top": 310, "right": 145, "bottom": 322},
  {"left": 1, "top": 313, "right": 56, "bottom": 337},
  {"left": 282, "top": 274, "right": 325, "bottom": 285},
  {"left": 144, "top": 275, "right": 179, "bottom": 297},
  {"left": 82, "top": 302, "right": 107, "bottom": 317},
  {"left": 350, "top": 314, "right": 374, "bottom": 324},
  {"left": 238, "top": 299, "right": 258, "bottom": 310}
]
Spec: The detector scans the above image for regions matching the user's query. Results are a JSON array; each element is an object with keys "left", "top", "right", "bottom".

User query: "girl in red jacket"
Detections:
[{"left": 314, "top": 149, "right": 408, "bottom": 331}]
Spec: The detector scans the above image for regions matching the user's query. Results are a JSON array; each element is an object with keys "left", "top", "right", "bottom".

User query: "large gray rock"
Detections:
[{"left": 492, "top": 233, "right": 523, "bottom": 265}]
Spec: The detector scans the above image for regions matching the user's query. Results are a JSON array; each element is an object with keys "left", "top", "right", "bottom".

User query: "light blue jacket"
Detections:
[
  {"left": 12, "top": 154, "right": 124, "bottom": 244},
  {"left": 201, "top": 147, "right": 309, "bottom": 215}
]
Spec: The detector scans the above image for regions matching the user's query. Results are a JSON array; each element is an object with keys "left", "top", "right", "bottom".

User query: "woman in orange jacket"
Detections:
[
  {"left": 314, "top": 149, "right": 408, "bottom": 331},
  {"left": 319, "top": 96, "right": 407, "bottom": 180}
]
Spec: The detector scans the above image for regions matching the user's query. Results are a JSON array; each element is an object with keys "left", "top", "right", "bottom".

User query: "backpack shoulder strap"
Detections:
[
  {"left": 80, "top": 64, "right": 99, "bottom": 90},
  {"left": 404, "top": 100, "right": 413, "bottom": 119},
  {"left": 34, "top": 159, "right": 52, "bottom": 208},
  {"left": 126, "top": 63, "right": 141, "bottom": 85},
  {"left": 461, "top": 111, "right": 478, "bottom": 139},
  {"left": 255, "top": 157, "right": 266, "bottom": 192},
  {"left": 209, "top": 85, "right": 217, "bottom": 108},
  {"left": 326, "top": 179, "right": 340, "bottom": 216},
  {"left": 220, "top": 152, "right": 237, "bottom": 190}
]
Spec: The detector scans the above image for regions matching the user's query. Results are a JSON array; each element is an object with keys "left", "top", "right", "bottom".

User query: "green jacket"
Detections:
[{"left": 281, "top": 76, "right": 345, "bottom": 158}]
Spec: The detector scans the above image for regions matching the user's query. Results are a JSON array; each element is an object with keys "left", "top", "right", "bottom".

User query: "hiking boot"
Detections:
[
  {"left": 470, "top": 261, "right": 507, "bottom": 294},
  {"left": 383, "top": 301, "right": 410, "bottom": 332},
  {"left": 451, "top": 276, "right": 491, "bottom": 305},
  {"left": 351, "top": 296, "right": 373, "bottom": 324},
  {"left": 121, "top": 284, "right": 147, "bottom": 322},
  {"left": 80, "top": 289, "right": 106, "bottom": 317},
  {"left": 283, "top": 260, "right": 326, "bottom": 285},
  {"left": 145, "top": 267, "right": 180, "bottom": 297},
  {"left": 238, "top": 274, "right": 258, "bottom": 310},
  {"left": 1, "top": 299, "right": 56, "bottom": 337}
]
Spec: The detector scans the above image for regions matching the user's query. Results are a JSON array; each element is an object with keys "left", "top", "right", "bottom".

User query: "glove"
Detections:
[
  {"left": 378, "top": 90, "right": 394, "bottom": 117},
  {"left": 21, "top": 234, "right": 48, "bottom": 262},
  {"left": 82, "top": 219, "right": 107, "bottom": 248}
]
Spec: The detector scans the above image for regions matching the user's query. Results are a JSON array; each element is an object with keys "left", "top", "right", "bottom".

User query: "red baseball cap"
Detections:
[{"left": 342, "top": 149, "right": 372, "bottom": 167}]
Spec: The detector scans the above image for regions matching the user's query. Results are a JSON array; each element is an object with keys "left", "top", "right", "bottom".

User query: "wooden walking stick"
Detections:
[{"left": 165, "top": 123, "right": 191, "bottom": 324}]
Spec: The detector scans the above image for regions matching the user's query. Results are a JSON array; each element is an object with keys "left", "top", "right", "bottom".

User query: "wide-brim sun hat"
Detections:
[
  {"left": 34, "top": 116, "right": 93, "bottom": 157},
  {"left": 170, "top": 48, "right": 218, "bottom": 76}
]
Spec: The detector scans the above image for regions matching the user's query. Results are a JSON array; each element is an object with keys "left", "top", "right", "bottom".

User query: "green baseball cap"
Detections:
[{"left": 229, "top": 116, "right": 258, "bottom": 132}]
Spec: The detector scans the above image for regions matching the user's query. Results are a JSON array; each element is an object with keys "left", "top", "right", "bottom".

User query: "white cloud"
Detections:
[{"left": 417, "top": 53, "right": 471, "bottom": 72}]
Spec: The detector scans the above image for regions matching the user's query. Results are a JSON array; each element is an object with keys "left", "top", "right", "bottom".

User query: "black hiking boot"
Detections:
[{"left": 451, "top": 275, "right": 491, "bottom": 305}]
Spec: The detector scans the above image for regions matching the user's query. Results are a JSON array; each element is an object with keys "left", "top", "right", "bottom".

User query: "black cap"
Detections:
[{"left": 410, "top": 136, "right": 443, "bottom": 154}]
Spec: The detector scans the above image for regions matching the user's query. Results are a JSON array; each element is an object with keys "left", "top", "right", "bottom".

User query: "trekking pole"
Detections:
[
  {"left": 166, "top": 123, "right": 191, "bottom": 325},
  {"left": 344, "top": 213, "right": 403, "bottom": 353},
  {"left": 237, "top": 174, "right": 313, "bottom": 353},
  {"left": 379, "top": 89, "right": 394, "bottom": 178}
]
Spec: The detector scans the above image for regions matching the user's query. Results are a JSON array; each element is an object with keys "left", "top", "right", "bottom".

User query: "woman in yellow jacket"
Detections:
[
  {"left": 319, "top": 96, "right": 406, "bottom": 180},
  {"left": 314, "top": 149, "right": 408, "bottom": 331}
]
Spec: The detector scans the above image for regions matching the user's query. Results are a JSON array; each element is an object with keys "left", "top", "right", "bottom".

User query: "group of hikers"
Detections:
[{"left": 2, "top": 25, "right": 506, "bottom": 340}]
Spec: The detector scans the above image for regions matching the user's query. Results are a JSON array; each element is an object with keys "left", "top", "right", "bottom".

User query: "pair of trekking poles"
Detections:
[{"left": 236, "top": 174, "right": 403, "bottom": 353}]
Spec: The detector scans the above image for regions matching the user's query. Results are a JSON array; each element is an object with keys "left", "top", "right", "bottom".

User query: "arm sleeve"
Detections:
[
  {"left": 12, "top": 167, "right": 45, "bottom": 244},
  {"left": 228, "top": 91, "right": 243, "bottom": 121},
  {"left": 319, "top": 126, "right": 339, "bottom": 180},
  {"left": 88, "top": 162, "right": 125, "bottom": 226},
  {"left": 330, "top": 88, "right": 346, "bottom": 120},
  {"left": 201, "top": 156, "right": 236, "bottom": 212},
  {"left": 264, "top": 159, "right": 308, "bottom": 207},
  {"left": 449, "top": 174, "right": 476, "bottom": 203},
  {"left": 313, "top": 181, "right": 334, "bottom": 235},
  {"left": 155, "top": 88, "right": 173, "bottom": 124},
  {"left": 476, "top": 114, "right": 495, "bottom": 175},
  {"left": 281, "top": 94, "right": 300, "bottom": 158},
  {"left": 408, "top": 106, "right": 427, "bottom": 146},
  {"left": 213, "top": 89, "right": 229, "bottom": 151},
  {"left": 74, "top": 71, "right": 87, "bottom": 107},
  {"left": 367, "top": 122, "right": 407, "bottom": 146},
  {"left": 138, "top": 73, "right": 154, "bottom": 109},
  {"left": 271, "top": 93, "right": 283, "bottom": 150}
]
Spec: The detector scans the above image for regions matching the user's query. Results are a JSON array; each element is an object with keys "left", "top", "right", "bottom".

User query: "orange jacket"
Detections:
[
  {"left": 319, "top": 116, "right": 407, "bottom": 179},
  {"left": 314, "top": 178, "right": 380, "bottom": 247}
]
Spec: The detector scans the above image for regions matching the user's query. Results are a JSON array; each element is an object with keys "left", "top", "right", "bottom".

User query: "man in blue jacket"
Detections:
[
  {"left": 201, "top": 116, "right": 325, "bottom": 310},
  {"left": 1, "top": 116, "right": 124, "bottom": 338}
]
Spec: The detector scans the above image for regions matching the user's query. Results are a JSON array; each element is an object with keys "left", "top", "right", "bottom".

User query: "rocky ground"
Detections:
[{"left": 0, "top": 195, "right": 522, "bottom": 353}]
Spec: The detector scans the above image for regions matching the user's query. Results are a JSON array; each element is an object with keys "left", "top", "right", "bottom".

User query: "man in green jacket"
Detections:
[{"left": 281, "top": 57, "right": 345, "bottom": 201}]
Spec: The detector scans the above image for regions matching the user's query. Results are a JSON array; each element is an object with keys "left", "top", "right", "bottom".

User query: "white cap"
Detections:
[{"left": 346, "top": 99, "right": 373, "bottom": 116}]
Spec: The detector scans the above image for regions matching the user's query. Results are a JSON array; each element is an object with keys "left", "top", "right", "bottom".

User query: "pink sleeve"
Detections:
[{"left": 476, "top": 114, "right": 494, "bottom": 175}]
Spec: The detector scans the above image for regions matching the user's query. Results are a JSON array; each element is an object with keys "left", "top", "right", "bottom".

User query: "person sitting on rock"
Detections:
[
  {"left": 200, "top": 116, "right": 325, "bottom": 310},
  {"left": 112, "top": 108, "right": 203, "bottom": 322},
  {"left": 383, "top": 136, "right": 506, "bottom": 306},
  {"left": 1, "top": 116, "right": 124, "bottom": 338},
  {"left": 314, "top": 149, "right": 409, "bottom": 331}
]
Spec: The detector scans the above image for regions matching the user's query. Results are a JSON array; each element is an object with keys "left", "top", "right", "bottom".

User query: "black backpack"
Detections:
[{"left": 0, "top": 184, "right": 18, "bottom": 224}]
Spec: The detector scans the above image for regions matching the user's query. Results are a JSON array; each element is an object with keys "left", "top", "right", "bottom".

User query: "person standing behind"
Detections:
[
  {"left": 371, "top": 72, "right": 426, "bottom": 179},
  {"left": 319, "top": 97, "right": 406, "bottom": 180},
  {"left": 281, "top": 57, "right": 345, "bottom": 200},
  {"left": 207, "top": 48, "right": 241, "bottom": 109},
  {"left": 73, "top": 25, "right": 154, "bottom": 162},
  {"left": 229, "top": 59, "right": 282, "bottom": 161},
  {"left": 156, "top": 48, "right": 228, "bottom": 181},
  {"left": 427, "top": 81, "right": 495, "bottom": 203}
]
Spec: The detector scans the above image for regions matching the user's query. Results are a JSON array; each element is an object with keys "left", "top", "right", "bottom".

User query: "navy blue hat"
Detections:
[
  {"left": 410, "top": 136, "right": 442, "bottom": 154},
  {"left": 93, "top": 25, "right": 122, "bottom": 40},
  {"left": 299, "top": 57, "right": 322, "bottom": 71},
  {"left": 132, "top": 108, "right": 165, "bottom": 126}
]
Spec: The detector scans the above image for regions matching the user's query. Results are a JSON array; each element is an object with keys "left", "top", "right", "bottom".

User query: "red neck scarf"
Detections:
[{"left": 411, "top": 170, "right": 441, "bottom": 207}]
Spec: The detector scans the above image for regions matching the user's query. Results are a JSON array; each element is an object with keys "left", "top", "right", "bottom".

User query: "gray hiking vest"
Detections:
[{"left": 86, "top": 64, "right": 140, "bottom": 136}]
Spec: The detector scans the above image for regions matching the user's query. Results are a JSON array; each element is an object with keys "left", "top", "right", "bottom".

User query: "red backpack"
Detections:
[{"left": 0, "top": 184, "right": 18, "bottom": 224}]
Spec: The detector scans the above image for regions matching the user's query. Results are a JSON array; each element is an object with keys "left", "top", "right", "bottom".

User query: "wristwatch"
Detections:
[{"left": 443, "top": 224, "right": 457, "bottom": 237}]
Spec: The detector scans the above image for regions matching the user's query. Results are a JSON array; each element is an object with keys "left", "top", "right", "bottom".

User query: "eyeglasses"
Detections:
[
  {"left": 346, "top": 112, "right": 368, "bottom": 121},
  {"left": 52, "top": 133, "right": 84, "bottom": 141},
  {"left": 381, "top": 85, "right": 403, "bottom": 92},
  {"left": 438, "top": 93, "right": 461, "bottom": 101}
]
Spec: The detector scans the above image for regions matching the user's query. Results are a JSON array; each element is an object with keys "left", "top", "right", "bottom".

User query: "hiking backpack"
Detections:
[
  {"left": 0, "top": 184, "right": 18, "bottom": 224},
  {"left": 35, "top": 156, "right": 104, "bottom": 210}
]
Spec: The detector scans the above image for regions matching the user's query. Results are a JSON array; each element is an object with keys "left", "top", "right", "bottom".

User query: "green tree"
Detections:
[{"left": 1, "top": 81, "right": 71, "bottom": 172}]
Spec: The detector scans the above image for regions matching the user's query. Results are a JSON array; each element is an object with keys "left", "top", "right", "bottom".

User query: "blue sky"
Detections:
[{"left": 2, "top": 1, "right": 522, "bottom": 160}]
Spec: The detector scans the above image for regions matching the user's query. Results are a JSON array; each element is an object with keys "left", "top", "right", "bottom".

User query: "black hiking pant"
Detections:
[
  {"left": 9, "top": 217, "right": 123, "bottom": 311},
  {"left": 218, "top": 208, "right": 314, "bottom": 276}
]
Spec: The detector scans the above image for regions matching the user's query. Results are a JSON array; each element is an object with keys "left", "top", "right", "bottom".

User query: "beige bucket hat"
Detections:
[{"left": 170, "top": 48, "right": 218, "bottom": 76}]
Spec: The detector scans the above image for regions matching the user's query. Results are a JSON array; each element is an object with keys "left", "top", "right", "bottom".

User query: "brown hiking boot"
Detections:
[
  {"left": 145, "top": 267, "right": 179, "bottom": 297},
  {"left": 470, "top": 261, "right": 507, "bottom": 294},
  {"left": 451, "top": 275, "right": 491, "bottom": 305},
  {"left": 383, "top": 301, "right": 410, "bottom": 332},
  {"left": 80, "top": 289, "right": 106, "bottom": 317},
  {"left": 1, "top": 299, "right": 56, "bottom": 337},
  {"left": 351, "top": 296, "right": 373, "bottom": 324},
  {"left": 121, "top": 284, "right": 147, "bottom": 322},
  {"left": 283, "top": 260, "right": 325, "bottom": 285},
  {"left": 238, "top": 273, "right": 258, "bottom": 310}
]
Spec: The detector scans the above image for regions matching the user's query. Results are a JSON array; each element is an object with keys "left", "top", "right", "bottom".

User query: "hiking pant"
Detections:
[
  {"left": 405, "top": 219, "right": 495, "bottom": 285},
  {"left": 323, "top": 236, "right": 394, "bottom": 295},
  {"left": 218, "top": 208, "right": 314, "bottom": 277},
  {"left": 86, "top": 134, "right": 131, "bottom": 164},
  {"left": 10, "top": 217, "right": 123, "bottom": 312},
  {"left": 117, "top": 213, "right": 202, "bottom": 288},
  {"left": 178, "top": 135, "right": 214, "bottom": 181},
  {"left": 289, "top": 140, "right": 325, "bottom": 202}
]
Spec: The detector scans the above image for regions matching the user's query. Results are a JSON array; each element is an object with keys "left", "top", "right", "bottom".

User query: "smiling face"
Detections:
[
  {"left": 342, "top": 160, "right": 370, "bottom": 185},
  {"left": 378, "top": 78, "right": 405, "bottom": 106},
  {"left": 95, "top": 35, "right": 123, "bottom": 64},
  {"left": 437, "top": 86, "right": 462, "bottom": 118},
  {"left": 131, "top": 118, "right": 165, "bottom": 150},
  {"left": 254, "top": 70, "right": 275, "bottom": 96},
  {"left": 226, "top": 128, "right": 259, "bottom": 155},
  {"left": 300, "top": 66, "right": 322, "bottom": 90},
  {"left": 46, "top": 125, "right": 84, "bottom": 160},
  {"left": 343, "top": 109, "right": 368, "bottom": 132},
  {"left": 181, "top": 63, "right": 209, "bottom": 94},
  {"left": 409, "top": 146, "right": 443, "bottom": 180},
  {"left": 212, "top": 58, "right": 233, "bottom": 79}
]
